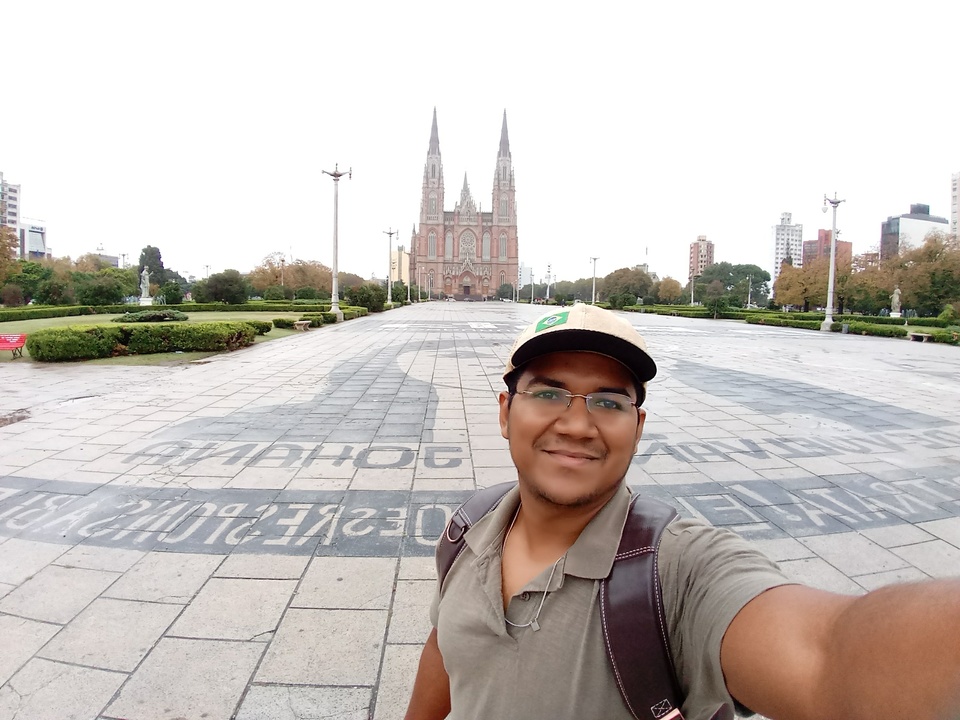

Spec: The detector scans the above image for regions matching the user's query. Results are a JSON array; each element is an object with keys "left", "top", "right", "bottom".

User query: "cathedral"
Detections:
[{"left": 410, "top": 109, "right": 519, "bottom": 300}]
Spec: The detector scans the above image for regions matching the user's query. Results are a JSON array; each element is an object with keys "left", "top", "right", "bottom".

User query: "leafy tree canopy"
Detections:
[{"left": 138, "top": 246, "right": 166, "bottom": 286}]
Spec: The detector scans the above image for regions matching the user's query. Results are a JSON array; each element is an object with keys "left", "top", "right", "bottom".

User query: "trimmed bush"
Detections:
[
  {"left": 244, "top": 320, "right": 273, "bottom": 335},
  {"left": 111, "top": 309, "right": 189, "bottom": 323},
  {"left": 298, "top": 314, "right": 325, "bottom": 328},
  {"left": 26, "top": 321, "right": 255, "bottom": 362},
  {"left": 829, "top": 322, "right": 908, "bottom": 338},
  {"left": 272, "top": 317, "right": 295, "bottom": 329},
  {"left": 745, "top": 316, "right": 822, "bottom": 330},
  {"left": 929, "top": 330, "right": 960, "bottom": 345}
]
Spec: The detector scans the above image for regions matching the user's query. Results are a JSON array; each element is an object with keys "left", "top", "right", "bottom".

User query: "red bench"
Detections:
[{"left": 0, "top": 334, "right": 26, "bottom": 359}]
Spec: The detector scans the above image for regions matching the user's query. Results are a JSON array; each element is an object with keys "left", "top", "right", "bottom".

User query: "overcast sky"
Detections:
[{"left": 3, "top": 0, "right": 958, "bottom": 285}]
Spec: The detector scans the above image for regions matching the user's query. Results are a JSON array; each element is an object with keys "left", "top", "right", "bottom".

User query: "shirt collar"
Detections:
[{"left": 462, "top": 482, "right": 632, "bottom": 581}]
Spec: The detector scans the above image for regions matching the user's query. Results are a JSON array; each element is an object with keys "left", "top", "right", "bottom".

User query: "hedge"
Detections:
[
  {"left": 298, "top": 313, "right": 326, "bottom": 328},
  {"left": 829, "top": 322, "right": 908, "bottom": 338},
  {"left": 272, "top": 318, "right": 295, "bottom": 329},
  {"left": 243, "top": 320, "right": 273, "bottom": 335},
  {"left": 111, "top": 309, "right": 188, "bottom": 323},
  {"left": 0, "top": 301, "right": 381, "bottom": 323},
  {"left": 929, "top": 330, "right": 960, "bottom": 345},
  {"left": 745, "top": 316, "right": 822, "bottom": 330},
  {"left": 25, "top": 321, "right": 256, "bottom": 362}
]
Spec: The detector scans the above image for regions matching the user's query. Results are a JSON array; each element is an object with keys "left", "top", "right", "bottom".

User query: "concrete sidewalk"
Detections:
[{"left": 1, "top": 302, "right": 959, "bottom": 719}]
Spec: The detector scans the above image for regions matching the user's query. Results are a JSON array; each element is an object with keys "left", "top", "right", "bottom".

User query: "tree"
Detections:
[
  {"left": 191, "top": 279, "right": 211, "bottom": 303},
  {"left": 74, "top": 253, "right": 111, "bottom": 273},
  {"left": 1, "top": 284, "right": 24, "bottom": 306},
  {"left": 263, "top": 285, "right": 294, "bottom": 300},
  {"left": 138, "top": 246, "right": 166, "bottom": 286},
  {"left": 158, "top": 281, "right": 184, "bottom": 305},
  {"left": 600, "top": 267, "right": 653, "bottom": 302},
  {"left": 657, "top": 277, "right": 683, "bottom": 304},
  {"left": 206, "top": 269, "right": 248, "bottom": 304},
  {"left": 347, "top": 283, "right": 387, "bottom": 312},
  {"left": 496, "top": 283, "right": 514, "bottom": 300},
  {"left": 75, "top": 273, "right": 125, "bottom": 305},
  {"left": 0, "top": 211, "right": 18, "bottom": 284},
  {"left": 9, "top": 261, "right": 52, "bottom": 303},
  {"left": 391, "top": 281, "right": 407, "bottom": 302},
  {"left": 34, "top": 278, "right": 74, "bottom": 305},
  {"left": 704, "top": 280, "right": 727, "bottom": 319}
]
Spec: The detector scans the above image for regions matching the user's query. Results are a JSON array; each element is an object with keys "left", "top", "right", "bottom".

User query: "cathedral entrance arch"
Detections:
[{"left": 461, "top": 274, "right": 474, "bottom": 297}]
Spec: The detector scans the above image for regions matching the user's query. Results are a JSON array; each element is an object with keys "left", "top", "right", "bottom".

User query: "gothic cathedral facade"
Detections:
[{"left": 410, "top": 109, "right": 519, "bottom": 300}]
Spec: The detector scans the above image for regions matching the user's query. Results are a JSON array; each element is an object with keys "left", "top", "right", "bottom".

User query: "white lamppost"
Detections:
[
  {"left": 820, "top": 192, "right": 845, "bottom": 331},
  {"left": 384, "top": 227, "right": 397, "bottom": 305},
  {"left": 402, "top": 245, "right": 411, "bottom": 303},
  {"left": 590, "top": 257, "right": 599, "bottom": 304},
  {"left": 322, "top": 164, "right": 351, "bottom": 321}
]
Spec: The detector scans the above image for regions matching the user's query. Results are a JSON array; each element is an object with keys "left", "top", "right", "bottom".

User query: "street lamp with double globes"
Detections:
[
  {"left": 820, "top": 192, "right": 846, "bottom": 331},
  {"left": 590, "top": 257, "right": 599, "bottom": 304}
]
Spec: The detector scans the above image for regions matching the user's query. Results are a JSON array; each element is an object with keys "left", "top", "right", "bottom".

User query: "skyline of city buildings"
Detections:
[
  {"left": 772, "top": 212, "right": 803, "bottom": 280},
  {"left": 879, "top": 203, "right": 949, "bottom": 261},
  {"left": 688, "top": 235, "right": 715, "bottom": 280},
  {"left": 410, "top": 109, "right": 519, "bottom": 299},
  {"left": 1, "top": 170, "right": 51, "bottom": 260}
]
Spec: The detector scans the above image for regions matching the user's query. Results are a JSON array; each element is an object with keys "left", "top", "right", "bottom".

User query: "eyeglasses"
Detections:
[{"left": 514, "top": 387, "right": 639, "bottom": 418}]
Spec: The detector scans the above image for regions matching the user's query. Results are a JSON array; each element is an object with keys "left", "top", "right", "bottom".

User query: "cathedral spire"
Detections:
[
  {"left": 462, "top": 172, "right": 469, "bottom": 195},
  {"left": 428, "top": 107, "right": 441, "bottom": 155},
  {"left": 498, "top": 110, "right": 511, "bottom": 158}
]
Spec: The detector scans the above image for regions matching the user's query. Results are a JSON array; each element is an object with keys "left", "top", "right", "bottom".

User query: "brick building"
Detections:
[
  {"left": 802, "top": 229, "right": 853, "bottom": 267},
  {"left": 411, "top": 109, "right": 519, "bottom": 300}
]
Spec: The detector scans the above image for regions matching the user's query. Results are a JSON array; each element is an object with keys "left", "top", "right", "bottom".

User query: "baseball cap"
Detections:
[{"left": 503, "top": 304, "right": 657, "bottom": 388}]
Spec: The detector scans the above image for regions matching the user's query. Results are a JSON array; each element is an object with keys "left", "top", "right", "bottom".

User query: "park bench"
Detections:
[
  {"left": 0, "top": 334, "right": 26, "bottom": 358},
  {"left": 293, "top": 320, "right": 312, "bottom": 332},
  {"left": 908, "top": 332, "right": 932, "bottom": 342}
]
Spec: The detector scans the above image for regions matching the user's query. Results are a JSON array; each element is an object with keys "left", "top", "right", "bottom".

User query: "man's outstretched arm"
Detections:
[
  {"left": 404, "top": 628, "right": 451, "bottom": 720},
  {"left": 722, "top": 580, "right": 960, "bottom": 720}
]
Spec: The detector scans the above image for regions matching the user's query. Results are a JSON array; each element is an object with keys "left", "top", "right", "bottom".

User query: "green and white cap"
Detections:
[{"left": 503, "top": 304, "right": 657, "bottom": 387}]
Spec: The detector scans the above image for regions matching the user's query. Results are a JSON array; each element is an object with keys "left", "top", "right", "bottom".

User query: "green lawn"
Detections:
[{"left": 0, "top": 312, "right": 305, "bottom": 365}]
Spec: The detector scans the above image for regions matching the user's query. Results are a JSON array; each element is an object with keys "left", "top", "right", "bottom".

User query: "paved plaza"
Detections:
[{"left": 1, "top": 301, "right": 959, "bottom": 719}]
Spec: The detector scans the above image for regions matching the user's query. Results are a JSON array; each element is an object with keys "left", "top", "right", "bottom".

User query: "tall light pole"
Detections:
[
  {"left": 204, "top": 264, "right": 211, "bottom": 278},
  {"left": 820, "top": 192, "right": 845, "bottom": 331},
  {"left": 383, "top": 228, "right": 397, "bottom": 304},
  {"left": 401, "top": 245, "right": 411, "bottom": 303},
  {"left": 590, "top": 257, "right": 599, "bottom": 304},
  {"left": 746, "top": 274, "right": 752, "bottom": 307},
  {"left": 322, "top": 163, "right": 351, "bottom": 321},
  {"left": 545, "top": 264, "right": 552, "bottom": 300},
  {"left": 531, "top": 273, "right": 535, "bottom": 303},
  {"left": 690, "top": 275, "right": 698, "bottom": 305},
  {"left": 279, "top": 257, "right": 285, "bottom": 286}
]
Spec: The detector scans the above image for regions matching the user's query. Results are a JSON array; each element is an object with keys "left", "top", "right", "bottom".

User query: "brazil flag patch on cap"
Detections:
[{"left": 535, "top": 311, "right": 569, "bottom": 333}]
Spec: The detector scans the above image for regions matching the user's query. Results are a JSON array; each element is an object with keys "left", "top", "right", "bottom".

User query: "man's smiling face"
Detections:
[{"left": 498, "top": 351, "right": 646, "bottom": 509}]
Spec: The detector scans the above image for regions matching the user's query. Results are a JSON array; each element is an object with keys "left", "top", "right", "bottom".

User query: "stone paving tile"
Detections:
[
  {"left": 0, "top": 565, "right": 120, "bottom": 624},
  {"left": 106, "top": 637, "right": 264, "bottom": 720},
  {"left": 350, "top": 468, "right": 415, "bottom": 491},
  {"left": 294, "top": 557, "right": 396, "bottom": 609},
  {"left": 37, "top": 597, "right": 182, "bottom": 671},
  {"left": 798, "top": 533, "right": 910, "bottom": 576},
  {"left": 892, "top": 540, "right": 960, "bottom": 579},
  {"left": 0, "top": 615, "right": 61, "bottom": 686},
  {"left": 52, "top": 545, "right": 146, "bottom": 573},
  {"left": 916, "top": 517, "right": 960, "bottom": 548},
  {"left": 215, "top": 552, "right": 310, "bottom": 579},
  {"left": 374, "top": 644, "right": 423, "bottom": 720},
  {"left": 0, "top": 658, "right": 126, "bottom": 720},
  {"left": 235, "top": 686, "right": 372, "bottom": 720},
  {"left": 777, "top": 558, "right": 866, "bottom": 595},
  {"left": 750, "top": 537, "right": 817, "bottom": 563},
  {"left": 256, "top": 608, "right": 388, "bottom": 685},
  {"left": 0, "top": 538, "right": 69, "bottom": 585},
  {"left": 854, "top": 567, "right": 931, "bottom": 592},
  {"left": 860, "top": 524, "right": 936, "bottom": 549},
  {"left": 0, "top": 581, "right": 13, "bottom": 600},
  {"left": 225, "top": 466, "right": 298, "bottom": 489},
  {"left": 170, "top": 578, "right": 297, "bottom": 641},
  {"left": 103, "top": 552, "right": 223, "bottom": 603},
  {"left": 387, "top": 580, "right": 435, "bottom": 643}
]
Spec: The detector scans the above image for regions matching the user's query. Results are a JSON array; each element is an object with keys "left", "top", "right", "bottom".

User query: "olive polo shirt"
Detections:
[{"left": 431, "top": 483, "right": 791, "bottom": 720}]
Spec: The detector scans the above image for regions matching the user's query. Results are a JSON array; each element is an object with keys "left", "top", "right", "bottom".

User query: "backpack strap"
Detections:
[
  {"left": 436, "top": 482, "right": 515, "bottom": 589},
  {"left": 600, "top": 494, "right": 687, "bottom": 720}
]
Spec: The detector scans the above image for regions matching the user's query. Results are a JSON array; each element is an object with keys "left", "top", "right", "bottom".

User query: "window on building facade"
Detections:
[
  {"left": 499, "top": 233, "right": 507, "bottom": 260},
  {"left": 445, "top": 231, "right": 453, "bottom": 259},
  {"left": 500, "top": 271, "right": 506, "bottom": 287},
  {"left": 500, "top": 196, "right": 508, "bottom": 219},
  {"left": 428, "top": 231, "right": 436, "bottom": 259},
  {"left": 429, "top": 196, "right": 437, "bottom": 217},
  {"left": 431, "top": 164, "right": 436, "bottom": 179},
  {"left": 482, "top": 232, "right": 491, "bottom": 260}
]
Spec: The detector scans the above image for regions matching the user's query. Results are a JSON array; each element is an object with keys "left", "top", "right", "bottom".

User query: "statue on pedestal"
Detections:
[
  {"left": 891, "top": 286, "right": 902, "bottom": 315},
  {"left": 140, "top": 268, "right": 150, "bottom": 298}
]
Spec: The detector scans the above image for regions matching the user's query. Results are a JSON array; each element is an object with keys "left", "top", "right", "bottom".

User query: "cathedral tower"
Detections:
[{"left": 412, "top": 109, "right": 519, "bottom": 300}]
